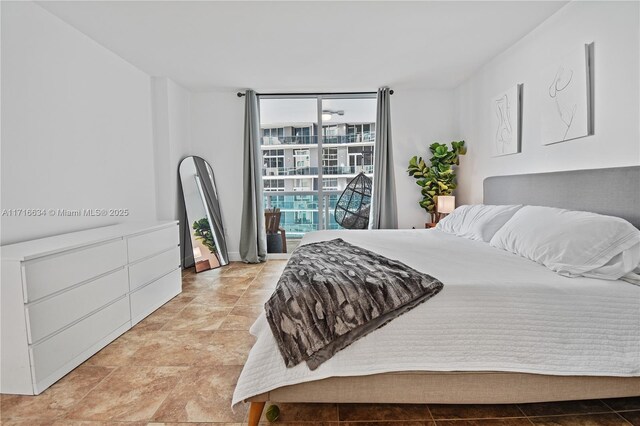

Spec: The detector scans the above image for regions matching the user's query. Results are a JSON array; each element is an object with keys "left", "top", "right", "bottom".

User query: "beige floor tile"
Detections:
[
  {"left": 434, "top": 420, "right": 530, "bottom": 425},
  {"left": 131, "top": 292, "right": 198, "bottom": 332},
  {"left": 529, "top": 413, "right": 630, "bottom": 425},
  {"left": 146, "top": 423, "right": 217, "bottom": 426},
  {"left": 259, "top": 403, "right": 338, "bottom": 423},
  {"left": 151, "top": 366, "right": 246, "bottom": 423},
  {"left": 249, "top": 275, "right": 280, "bottom": 290},
  {"left": 258, "top": 269, "right": 285, "bottom": 278},
  {"left": 125, "top": 331, "right": 220, "bottom": 366},
  {"left": 64, "top": 367, "right": 186, "bottom": 422},
  {"left": 263, "top": 259, "right": 287, "bottom": 266},
  {"left": 258, "top": 423, "right": 340, "bottom": 426},
  {"left": 146, "top": 294, "right": 196, "bottom": 320},
  {"left": 601, "top": 397, "right": 640, "bottom": 412},
  {"left": 619, "top": 410, "right": 640, "bottom": 425},
  {"left": 260, "top": 271, "right": 285, "bottom": 280},
  {"left": 219, "top": 305, "right": 264, "bottom": 330},
  {"left": 1, "top": 421, "right": 148, "bottom": 426},
  {"left": 146, "top": 423, "right": 223, "bottom": 426},
  {"left": 236, "top": 289, "right": 274, "bottom": 306},
  {"left": 182, "top": 266, "right": 196, "bottom": 275},
  {"left": 130, "top": 314, "right": 172, "bottom": 332},
  {"left": 9, "top": 264, "right": 628, "bottom": 426},
  {"left": 220, "top": 264, "right": 263, "bottom": 278},
  {"left": 215, "top": 276, "right": 256, "bottom": 288},
  {"left": 92, "top": 329, "right": 254, "bottom": 367},
  {"left": 192, "top": 267, "right": 225, "bottom": 279},
  {"left": 54, "top": 421, "right": 147, "bottom": 425},
  {"left": 148, "top": 423, "right": 242, "bottom": 426},
  {"left": 160, "top": 305, "right": 232, "bottom": 331},
  {"left": 191, "top": 330, "right": 256, "bottom": 366},
  {"left": 181, "top": 279, "right": 216, "bottom": 295},
  {"left": 518, "top": 400, "right": 611, "bottom": 417},
  {"left": 340, "top": 422, "right": 432, "bottom": 426},
  {"left": 429, "top": 404, "right": 523, "bottom": 420},
  {"left": 338, "top": 403, "right": 431, "bottom": 421},
  {"left": 85, "top": 330, "right": 150, "bottom": 367},
  {"left": 0, "top": 366, "right": 113, "bottom": 421},
  {"left": 190, "top": 285, "right": 248, "bottom": 307},
  {"left": 183, "top": 275, "right": 253, "bottom": 292}
]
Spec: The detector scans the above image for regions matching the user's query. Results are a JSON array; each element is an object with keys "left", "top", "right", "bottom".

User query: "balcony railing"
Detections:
[
  {"left": 263, "top": 191, "right": 344, "bottom": 238},
  {"left": 263, "top": 165, "right": 374, "bottom": 177},
  {"left": 262, "top": 132, "right": 375, "bottom": 146}
]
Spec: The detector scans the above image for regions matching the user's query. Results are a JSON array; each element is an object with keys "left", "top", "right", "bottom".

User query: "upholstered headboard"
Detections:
[{"left": 483, "top": 166, "right": 640, "bottom": 228}]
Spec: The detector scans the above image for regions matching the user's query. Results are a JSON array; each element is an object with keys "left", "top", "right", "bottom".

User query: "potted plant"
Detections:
[
  {"left": 192, "top": 217, "right": 218, "bottom": 254},
  {"left": 407, "top": 141, "right": 467, "bottom": 222}
]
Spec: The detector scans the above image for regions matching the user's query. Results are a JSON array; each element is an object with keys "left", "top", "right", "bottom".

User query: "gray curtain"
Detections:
[
  {"left": 239, "top": 90, "right": 267, "bottom": 263},
  {"left": 370, "top": 87, "right": 398, "bottom": 229}
]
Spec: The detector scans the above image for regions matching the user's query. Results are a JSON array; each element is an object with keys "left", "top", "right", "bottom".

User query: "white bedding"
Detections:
[{"left": 233, "top": 229, "right": 640, "bottom": 405}]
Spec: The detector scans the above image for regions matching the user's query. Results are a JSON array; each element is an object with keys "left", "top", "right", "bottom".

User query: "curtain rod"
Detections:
[{"left": 236, "top": 90, "right": 393, "bottom": 97}]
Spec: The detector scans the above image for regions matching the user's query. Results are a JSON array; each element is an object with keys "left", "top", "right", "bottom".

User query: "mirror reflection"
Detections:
[{"left": 179, "top": 156, "right": 229, "bottom": 272}]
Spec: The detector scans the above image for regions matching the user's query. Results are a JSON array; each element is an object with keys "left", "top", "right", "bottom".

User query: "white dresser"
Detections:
[{"left": 0, "top": 221, "right": 181, "bottom": 395}]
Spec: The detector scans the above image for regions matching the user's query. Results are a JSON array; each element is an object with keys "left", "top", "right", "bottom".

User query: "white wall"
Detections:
[
  {"left": 151, "top": 77, "right": 193, "bottom": 262},
  {"left": 179, "top": 1, "right": 640, "bottom": 244},
  {"left": 151, "top": 77, "right": 192, "bottom": 221},
  {"left": 1, "top": 2, "right": 157, "bottom": 244},
  {"left": 391, "top": 89, "right": 458, "bottom": 229},
  {"left": 455, "top": 1, "right": 640, "bottom": 205},
  {"left": 188, "top": 89, "right": 458, "bottom": 248},
  {"left": 7, "top": 0, "right": 633, "bottom": 251},
  {"left": 190, "top": 91, "right": 245, "bottom": 259}
]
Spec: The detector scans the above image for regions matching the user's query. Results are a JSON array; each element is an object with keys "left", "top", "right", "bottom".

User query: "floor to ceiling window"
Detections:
[{"left": 259, "top": 95, "right": 376, "bottom": 244}]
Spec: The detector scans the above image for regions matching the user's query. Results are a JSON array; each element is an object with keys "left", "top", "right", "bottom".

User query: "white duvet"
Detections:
[{"left": 233, "top": 229, "right": 640, "bottom": 405}]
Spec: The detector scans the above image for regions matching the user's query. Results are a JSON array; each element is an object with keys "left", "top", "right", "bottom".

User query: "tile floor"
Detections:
[{"left": 1, "top": 261, "right": 638, "bottom": 425}]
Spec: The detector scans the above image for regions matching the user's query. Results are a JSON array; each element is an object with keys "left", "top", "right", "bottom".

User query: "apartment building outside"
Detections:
[{"left": 261, "top": 121, "right": 375, "bottom": 238}]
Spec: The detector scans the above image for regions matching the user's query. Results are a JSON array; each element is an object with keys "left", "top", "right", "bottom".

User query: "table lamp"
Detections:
[
  {"left": 192, "top": 247, "right": 202, "bottom": 261},
  {"left": 436, "top": 195, "right": 455, "bottom": 222}
]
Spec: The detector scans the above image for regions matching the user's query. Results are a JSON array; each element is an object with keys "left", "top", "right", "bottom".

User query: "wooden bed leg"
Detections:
[{"left": 248, "top": 401, "right": 265, "bottom": 426}]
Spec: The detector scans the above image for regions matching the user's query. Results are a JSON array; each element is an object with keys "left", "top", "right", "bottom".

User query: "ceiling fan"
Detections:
[{"left": 322, "top": 110, "right": 344, "bottom": 121}]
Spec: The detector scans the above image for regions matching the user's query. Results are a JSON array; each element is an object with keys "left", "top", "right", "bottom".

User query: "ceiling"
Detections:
[{"left": 37, "top": 1, "right": 568, "bottom": 92}]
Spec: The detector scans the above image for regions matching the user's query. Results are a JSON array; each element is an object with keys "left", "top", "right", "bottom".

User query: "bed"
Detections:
[{"left": 234, "top": 166, "right": 640, "bottom": 425}]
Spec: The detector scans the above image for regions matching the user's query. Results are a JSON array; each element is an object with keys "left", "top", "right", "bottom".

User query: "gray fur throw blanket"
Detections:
[{"left": 264, "top": 238, "right": 444, "bottom": 370}]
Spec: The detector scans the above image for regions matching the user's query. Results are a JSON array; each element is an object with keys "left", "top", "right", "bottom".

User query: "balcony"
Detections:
[
  {"left": 261, "top": 132, "right": 375, "bottom": 146},
  {"left": 263, "top": 191, "right": 344, "bottom": 240},
  {"left": 263, "top": 165, "right": 374, "bottom": 177}
]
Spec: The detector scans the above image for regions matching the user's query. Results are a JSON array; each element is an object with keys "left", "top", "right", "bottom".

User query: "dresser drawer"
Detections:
[
  {"left": 25, "top": 268, "right": 129, "bottom": 344},
  {"left": 23, "top": 240, "right": 127, "bottom": 302},
  {"left": 130, "top": 269, "right": 181, "bottom": 325},
  {"left": 127, "top": 226, "right": 178, "bottom": 263},
  {"left": 129, "top": 247, "right": 180, "bottom": 291},
  {"left": 29, "top": 296, "right": 130, "bottom": 384}
]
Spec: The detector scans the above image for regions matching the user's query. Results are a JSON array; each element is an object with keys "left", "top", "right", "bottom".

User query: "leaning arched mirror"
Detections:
[{"left": 179, "top": 156, "right": 229, "bottom": 272}]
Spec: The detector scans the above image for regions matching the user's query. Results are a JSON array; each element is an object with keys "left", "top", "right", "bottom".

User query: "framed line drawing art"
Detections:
[
  {"left": 540, "top": 42, "right": 594, "bottom": 145},
  {"left": 491, "top": 84, "right": 523, "bottom": 157}
]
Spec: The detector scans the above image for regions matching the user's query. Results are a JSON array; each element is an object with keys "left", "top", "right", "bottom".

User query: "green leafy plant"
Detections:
[
  {"left": 407, "top": 141, "right": 467, "bottom": 219},
  {"left": 192, "top": 217, "right": 217, "bottom": 254}
]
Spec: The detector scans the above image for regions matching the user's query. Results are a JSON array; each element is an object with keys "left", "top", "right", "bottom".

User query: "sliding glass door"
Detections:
[
  {"left": 259, "top": 95, "right": 376, "bottom": 247},
  {"left": 320, "top": 97, "right": 377, "bottom": 231}
]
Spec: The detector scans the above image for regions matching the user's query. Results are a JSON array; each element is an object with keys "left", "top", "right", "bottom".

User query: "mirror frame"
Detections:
[{"left": 178, "top": 155, "right": 229, "bottom": 272}]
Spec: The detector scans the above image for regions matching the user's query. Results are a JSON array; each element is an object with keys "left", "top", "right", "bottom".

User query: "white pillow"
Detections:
[
  {"left": 436, "top": 204, "right": 523, "bottom": 242},
  {"left": 489, "top": 205, "right": 640, "bottom": 280}
]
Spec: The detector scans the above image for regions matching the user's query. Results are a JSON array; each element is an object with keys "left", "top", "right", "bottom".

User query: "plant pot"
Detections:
[{"left": 266, "top": 233, "right": 283, "bottom": 254}]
